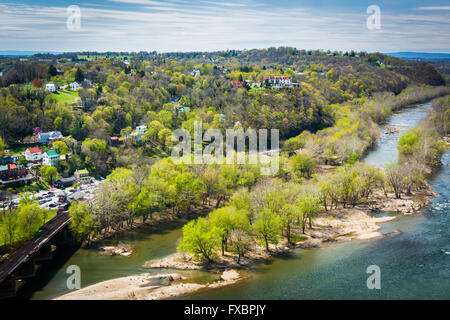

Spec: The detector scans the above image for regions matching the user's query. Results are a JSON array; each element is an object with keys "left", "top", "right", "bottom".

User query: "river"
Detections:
[{"left": 21, "top": 101, "right": 449, "bottom": 300}]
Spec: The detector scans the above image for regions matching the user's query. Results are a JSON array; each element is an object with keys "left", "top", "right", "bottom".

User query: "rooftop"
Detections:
[
  {"left": 27, "top": 146, "right": 43, "bottom": 153},
  {"left": 46, "top": 150, "right": 60, "bottom": 157}
]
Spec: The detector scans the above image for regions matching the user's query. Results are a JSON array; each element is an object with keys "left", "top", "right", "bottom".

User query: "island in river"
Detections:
[
  {"left": 55, "top": 183, "right": 435, "bottom": 300},
  {"left": 21, "top": 100, "right": 448, "bottom": 300}
]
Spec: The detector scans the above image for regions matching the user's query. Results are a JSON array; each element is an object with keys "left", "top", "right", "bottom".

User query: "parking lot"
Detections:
[{"left": 0, "top": 178, "right": 103, "bottom": 211}]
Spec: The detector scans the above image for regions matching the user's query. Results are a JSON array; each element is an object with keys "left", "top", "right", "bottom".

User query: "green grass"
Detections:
[{"left": 47, "top": 91, "right": 79, "bottom": 104}]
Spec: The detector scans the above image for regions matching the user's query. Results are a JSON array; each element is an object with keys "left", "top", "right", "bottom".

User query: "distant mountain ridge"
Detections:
[
  {"left": 387, "top": 52, "right": 450, "bottom": 60},
  {"left": 0, "top": 50, "right": 61, "bottom": 56}
]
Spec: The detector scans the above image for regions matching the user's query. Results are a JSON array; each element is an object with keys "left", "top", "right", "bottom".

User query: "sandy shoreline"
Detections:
[
  {"left": 55, "top": 270, "right": 241, "bottom": 300},
  {"left": 55, "top": 185, "right": 435, "bottom": 300}
]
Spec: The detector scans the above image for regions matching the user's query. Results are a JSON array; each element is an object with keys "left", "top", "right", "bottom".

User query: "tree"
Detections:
[
  {"left": 229, "top": 229, "right": 253, "bottom": 263},
  {"left": 32, "top": 78, "right": 44, "bottom": 88},
  {"left": 48, "top": 64, "right": 58, "bottom": 77},
  {"left": 253, "top": 208, "right": 281, "bottom": 251},
  {"left": 178, "top": 217, "right": 220, "bottom": 263},
  {"left": 75, "top": 68, "right": 85, "bottom": 83},
  {"left": 0, "top": 137, "right": 5, "bottom": 154},
  {"left": 40, "top": 166, "right": 58, "bottom": 185},
  {"left": 53, "top": 141, "right": 69, "bottom": 155},
  {"left": 385, "top": 163, "right": 403, "bottom": 199},
  {"left": 209, "top": 206, "right": 250, "bottom": 255},
  {"left": 298, "top": 193, "right": 322, "bottom": 233},
  {"left": 280, "top": 204, "right": 301, "bottom": 243},
  {"left": 291, "top": 152, "right": 316, "bottom": 178},
  {"left": 0, "top": 210, "right": 18, "bottom": 246},
  {"left": 174, "top": 171, "right": 206, "bottom": 214},
  {"left": 69, "top": 201, "right": 98, "bottom": 242},
  {"left": 17, "top": 203, "right": 44, "bottom": 241}
]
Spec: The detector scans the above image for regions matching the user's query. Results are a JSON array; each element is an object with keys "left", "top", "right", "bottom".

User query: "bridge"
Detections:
[{"left": 0, "top": 211, "right": 71, "bottom": 299}]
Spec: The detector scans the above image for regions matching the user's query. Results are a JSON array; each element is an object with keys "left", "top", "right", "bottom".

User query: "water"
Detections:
[
  {"left": 186, "top": 151, "right": 450, "bottom": 299},
  {"left": 184, "top": 101, "right": 450, "bottom": 300},
  {"left": 364, "top": 102, "right": 432, "bottom": 168},
  {"left": 21, "top": 220, "right": 216, "bottom": 300},
  {"left": 20, "top": 101, "right": 449, "bottom": 300}
]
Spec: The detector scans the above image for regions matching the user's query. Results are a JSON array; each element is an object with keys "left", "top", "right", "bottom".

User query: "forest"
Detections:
[{"left": 0, "top": 47, "right": 449, "bottom": 255}]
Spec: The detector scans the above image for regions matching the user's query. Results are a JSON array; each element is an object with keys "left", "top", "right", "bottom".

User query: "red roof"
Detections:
[
  {"left": 27, "top": 146, "right": 43, "bottom": 154},
  {"left": 8, "top": 164, "right": 17, "bottom": 170},
  {"left": 110, "top": 137, "right": 119, "bottom": 140},
  {"left": 232, "top": 81, "right": 244, "bottom": 86}
]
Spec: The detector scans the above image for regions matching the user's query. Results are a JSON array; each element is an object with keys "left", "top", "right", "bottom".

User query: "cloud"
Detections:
[
  {"left": 0, "top": 1, "right": 449, "bottom": 53},
  {"left": 413, "top": 6, "right": 450, "bottom": 11}
]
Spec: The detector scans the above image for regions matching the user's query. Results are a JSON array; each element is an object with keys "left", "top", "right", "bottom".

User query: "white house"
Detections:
[
  {"left": 24, "top": 147, "right": 43, "bottom": 162},
  {"left": 45, "top": 84, "right": 56, "bottom": 92},
  {"left": 70, "top": 82, "right": 82, "bottom": 91},
  {"left": 131, "top": 125, "right": 147, "bottom": 143},
  {"left": 265, "top": 76, "right": 298, "bottom": 88},
  {"left": 42, "top": 150, "right": 60, "bottom": 167},
  {"left": 38, "top": 131, "right": 62, "bottom": 145}
]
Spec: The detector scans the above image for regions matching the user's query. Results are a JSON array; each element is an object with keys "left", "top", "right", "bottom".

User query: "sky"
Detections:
[{"left": 0, "top": 0, "right": 449, "bottom": 53}]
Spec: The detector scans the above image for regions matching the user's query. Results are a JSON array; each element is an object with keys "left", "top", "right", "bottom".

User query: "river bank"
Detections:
[
  {"left": 55, "top": 270, "right": 241, "bottom": 300},
  {"left": 54, "top": 183, "right": 435, "bottom": 300}
]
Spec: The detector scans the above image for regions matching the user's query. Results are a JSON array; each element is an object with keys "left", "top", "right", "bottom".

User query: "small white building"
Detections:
[
  {"left": 24, "top": 147, "right": 43, "bottom": 162},
  {"left": 42, "top": 150, "right": 60, "bottom": 167},
  {"left": 45, "top": 84, "right": 56, "bottom": 92},
  {"left": 131, "top": 125, "right": 147, "bottom": 143},
  {"left": 265, "top": 76, "right": 298, "bottom": 89},
  {"left": 70, "top": 82, "right": 82, "bottom": 91}
]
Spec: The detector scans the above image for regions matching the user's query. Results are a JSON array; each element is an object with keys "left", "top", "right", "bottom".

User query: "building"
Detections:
[
  {"left": 265, "top": 76, "right": 291, "bottom": 88},
  {"left": 231, "top": 81, "right": 244, "bottom": 88},
  {"left": 45, "top": 84, "right": 56, "bottom": 92},
  {"left": 131, "top": 125, "right": 147, "bottom": 143},
  {"left": 38, "top": 131, "right": 62, "bottom": 145},
  {"left": 177, "top": 106, "right": 191, "bottom": 115},
  {"left": 0, "top": 164, "right": 28, "bottom": 181},
  {"left": 24, "top": 147, "right": 43, "bottom": 162},
  {"left": 74, "top": 169, "right": 91, "bottom": 184},
  {"left": 110, "top": 136, "right": 120, "bottom": 146},
  {"left": 0, "top": 156, "right": 16, "bottom": 165},
  {"left": 43, "top": 150, "right": 60, "bottom": 166},
  {"left": 56, "top": 176, "right": 76, "bottom": 188},
  {"left": 191, "top": 68, "right": 201, "bottom": 77},
  {"left": 70, "top": 82, "right": 82, "bottom": 91}
]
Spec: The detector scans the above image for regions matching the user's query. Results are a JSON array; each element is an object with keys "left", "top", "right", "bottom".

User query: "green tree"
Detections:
[
  {"left": 75, "top": 68, "right": 85, "bottom": 83},
  {"left": 53, "top": 141, "right": 69, "bottom": 155},
  {"left": 40, "top": 166, "right": 58, "bottom": 185},
  {"left": 178, "top": 217, "right": 220, "bottom": 263},
  {"left": 280, "top": 204, "right": 301, "bottom": 243},
  {"left": 69, "top": 202, "right": 98, "bottom": 242},
  {"left": 0, "top": 136, "right": 6, "bottom": 154},
  {"left": 291, "top": 153, "right": 316, "bottom": 178},
  {"left": 298, "top": 193, "right": 322, "bottom": 233},
  {"left": 209, "top": 206, "right": 250, "bottom": 255},
  {"left": 253, "top": 208, "right": 281, "bottom": 251},
  {"left": 17, "top": 203, "right": 44, "bottom": 241},
  {"left": 0, "top": 210, "right": 18, "bottom": 246}
]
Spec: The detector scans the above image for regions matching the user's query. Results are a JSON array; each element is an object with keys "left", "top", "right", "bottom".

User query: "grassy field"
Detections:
[{"left": 47, "top": 90, "right": 79, "bottom": 104}]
